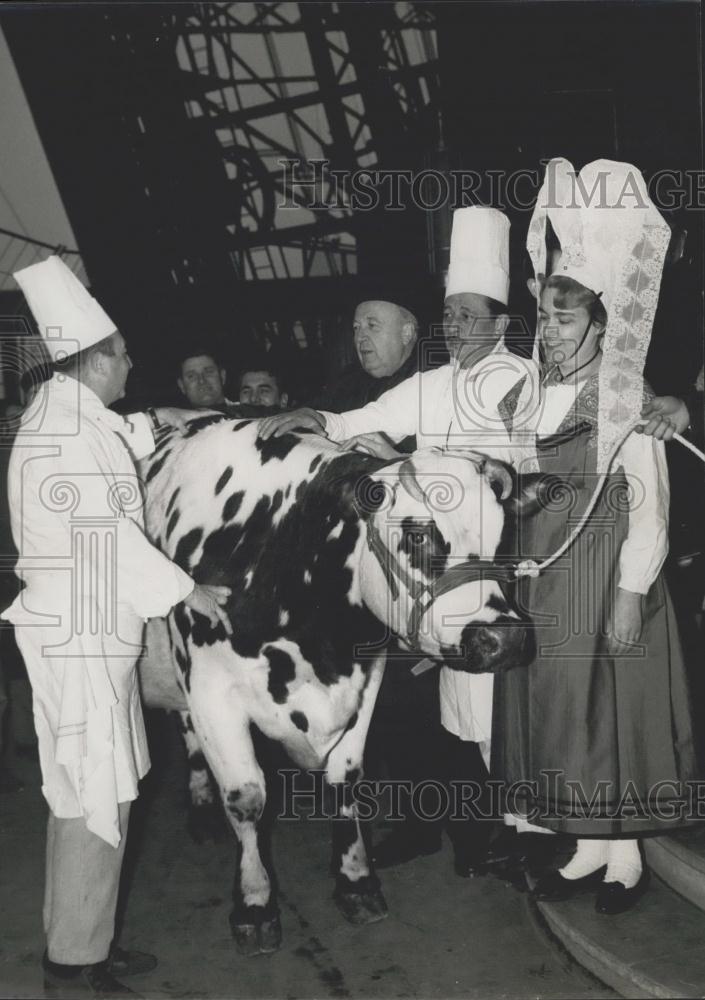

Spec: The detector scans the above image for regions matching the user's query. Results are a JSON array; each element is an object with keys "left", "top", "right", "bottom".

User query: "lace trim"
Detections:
[
  {"left": 597, "top": 223, "right": 670, "bottom": 470},
  {"left": 523, "top": 158, "right": 670, "bottom": 473}
]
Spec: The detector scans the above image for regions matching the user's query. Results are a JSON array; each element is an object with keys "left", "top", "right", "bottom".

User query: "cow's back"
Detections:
[{"left": 139, "top": 416, "right": 386, "bottom": 669}]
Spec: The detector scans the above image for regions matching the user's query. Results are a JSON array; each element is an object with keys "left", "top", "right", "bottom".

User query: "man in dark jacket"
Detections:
[
  {"left": 306, "top": 298, "right": 450, "bottom": 868},
  {"left": 312, "top": 300, "right": 419, "bottom": 414}
]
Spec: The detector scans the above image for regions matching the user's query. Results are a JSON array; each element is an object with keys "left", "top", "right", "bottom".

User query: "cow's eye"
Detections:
[{"left": 405, "top": 529, "right": 427, "bottom": 547}]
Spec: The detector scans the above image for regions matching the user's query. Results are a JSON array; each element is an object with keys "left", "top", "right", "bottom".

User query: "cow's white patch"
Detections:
[
  {"left": 339, "top": 834, "right": 369, "bottom": 882},
  {"left": 239, "top": 825, "right": 271, "bottom": 907},
  {"left": 327, "top": 521, "right": 343, "bottom": 540},
  {"left": 303, "top": 569, "right": 312, "bottom": 584},
  {"left": 189, "top": 764, "right": 213, "bottom": 806},
  {"left": 244, "top": 569, "right": 253, "bottom": 589},
  {"left": 344, "top": 530, "right": 365, "bottom": 606},
  {"left": 279, "top": 609, "right": 290, "bottom": 626}
]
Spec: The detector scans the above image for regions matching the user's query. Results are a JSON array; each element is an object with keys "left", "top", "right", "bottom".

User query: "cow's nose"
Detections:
[
  {"left": 460, "top": 618, "right": 529, "bottom": 673},
  {"left": 475, "top": 626, "right": 500, "bottom": 658}
]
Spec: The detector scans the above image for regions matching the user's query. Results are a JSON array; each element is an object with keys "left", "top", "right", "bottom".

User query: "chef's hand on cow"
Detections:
[
  {"left": 258, "top": 408, "right": 327, "bottom": 440},
  {"left": 638, "top": 396, "right": 689, "bottom": 440},
  {"left": 340, "top": 432, "right": 402, "bottom": 460},
  {"left": 184, "top": 583, "right": 233, "bottom": 635},
  {"left": 606, "top": 588, "right": 643, "bottom": 655},
  {"left": 153, "top": 407, "right": 219, "bottom": 436}
]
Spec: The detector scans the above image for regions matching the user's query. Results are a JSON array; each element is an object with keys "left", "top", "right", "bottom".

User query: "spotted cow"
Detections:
[{"left": 138, "top": 414, "right": 531, "bottom": 955}]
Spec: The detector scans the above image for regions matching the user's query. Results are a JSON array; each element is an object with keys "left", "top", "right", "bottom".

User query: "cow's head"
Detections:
[{"left": 352, "top": 448, "right": 532, "bottom": 673}]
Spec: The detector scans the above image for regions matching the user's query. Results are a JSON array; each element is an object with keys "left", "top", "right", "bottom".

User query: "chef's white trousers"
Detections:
[{"left": 44, "top": 802, "right": 131, "bottom": 965}]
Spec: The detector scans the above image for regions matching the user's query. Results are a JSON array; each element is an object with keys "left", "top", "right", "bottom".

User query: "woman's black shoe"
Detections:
[
  {"left": 595, "top": 869, "right": 649, "bottom": 915},
  {"left": 532, "top": 865, "right": 606, "bottom": 901}
]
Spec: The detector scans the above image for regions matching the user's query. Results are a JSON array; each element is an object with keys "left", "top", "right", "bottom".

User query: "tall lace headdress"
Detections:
[{"left": 520, "top": 157, "right": 670, "bottom": 472}]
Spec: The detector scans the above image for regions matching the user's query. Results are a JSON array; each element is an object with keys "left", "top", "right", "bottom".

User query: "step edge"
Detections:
[
  {"left": 645, "top": 840, "right": 705, "bottom": 910},
  {"left": 536, "top": 899, "right": 705, "bottom": 1000},
  {"left": 646, "top": 837, "right": 705, "bottom": 875}
]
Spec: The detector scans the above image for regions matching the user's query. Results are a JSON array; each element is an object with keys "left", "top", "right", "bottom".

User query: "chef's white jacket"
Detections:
[
  {"left": 321, "top": 346, "right": 536, "bottom": 746},
  {"left": 2, "top": 375, "right": 193, "bottom": 845}
]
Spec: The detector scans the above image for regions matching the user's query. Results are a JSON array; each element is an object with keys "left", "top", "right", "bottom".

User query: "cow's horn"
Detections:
[
  {"left": 483, "top": 457, "right": 513, "bottom": 501},
  {"left": 398, "top": 459, "right": 426, "bottom": 505}
]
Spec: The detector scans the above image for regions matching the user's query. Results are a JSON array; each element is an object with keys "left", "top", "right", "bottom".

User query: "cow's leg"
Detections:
[
  {"left": 188, "top": 675, "right": 281, "bottom": 957},
  {"left": 176, "top": 711, "right": 227, "bottom": 844},
  {"left": 325, "top": 653, "right": 388, "bottom": 925}
]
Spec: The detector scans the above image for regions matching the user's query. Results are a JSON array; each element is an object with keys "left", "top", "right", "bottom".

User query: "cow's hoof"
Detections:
[
  {"left": 257, "top": 915, "right": 283, "bottom": 954},
  {"left": 334, "top": 887, "right": 388, "bottom": 925},
  {"left": 187, "top": 802, "right": 227, "bottom": 844},
  {"left": 230, "top": 915, "right": 282, "bottom": 957}
]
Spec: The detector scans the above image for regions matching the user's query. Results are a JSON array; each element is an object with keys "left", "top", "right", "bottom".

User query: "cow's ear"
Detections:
[
  {"left": 338, "top": 473, "right": 388, "bottom": 522},
  {"left": 503, "top": 472, "right": 557, "bottom": 517}
]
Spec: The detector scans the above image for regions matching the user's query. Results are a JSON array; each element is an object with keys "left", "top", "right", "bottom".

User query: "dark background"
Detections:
[{"left": 1, "top": 1, "right": 702, "bottom": 409}]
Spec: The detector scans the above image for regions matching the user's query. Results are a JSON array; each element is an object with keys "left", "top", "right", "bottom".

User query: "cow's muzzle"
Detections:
[{"left": 456, "top": 614, "right": 533, "bottom": 674}]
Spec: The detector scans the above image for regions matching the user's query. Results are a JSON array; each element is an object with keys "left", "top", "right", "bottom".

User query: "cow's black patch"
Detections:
[
  {"left": 166, "top": 508, "right": 180, "bottom": 541},
  {"left": 330, "top": 803, "right": 359, "bottom": 851},
  {"left": 152, "top": 428, "right": 178, "bottom": 457},
  {"left": 196, "top": 612, "right": 225, "bottom": 647},
  {"left": 232, "top": 420, "right": 251, "bottom": 432},
  {"left": 399, "top": 517, "right": 450, "bottom": 577},
  {"left": 270, "top": 489, "right": 283, "bottom": 517},
  {"left": 178, "top": 712, "right": 195, "bottom": 734},
  {"left": 189, "top": 750, "right": 208, "bottom": 772},
  {"left": 174, "top": 645, "right": 188, "bottom": 676},
  {"left": 183, "top": 414, "right": 226, "bottom": 438},
  {"left": 487, "top": 592, "right": 510, "bottom": 614},
  {"left": 222, "top": 490, "right": 245, "bottom": 523},
  {"left": 166, "top": 486, "right": 180, "bottom": 517},
  {"left": 290, "top": 710, "right": 309, "bottom": 733},
  {"left": 255, "top": 433, "right": 298, "bottom": 464},
  {"left": 344, "top": 767, "right": 361, "bottom": 788},
  {"left": 226, "top": 787, "right": 261, "bottom": 824},
  {"left": 265, "top": 645, "right": 297, "bottom": 704},
  {"left": 343, "top": 712, "right": 358, "bottom": 733},
  {"left": 174, "top": 527, "right": 204, "bottom": 571},
  {"left": 145, "top": 450, "right": 170, "bottom": 484},
  {"left": 309, "top": 455, "right": 322, "bottom": 474},
  {"left": 215, "top": 466, "right": 233, "bottom": 495},
  {"left": 171, "top": 619, "right": 192, "bottom": 689}
]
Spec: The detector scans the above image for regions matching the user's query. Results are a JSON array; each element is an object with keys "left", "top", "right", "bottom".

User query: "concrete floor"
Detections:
[{"left": 0, "top": 719, "right": 614, "bottom": 1000}]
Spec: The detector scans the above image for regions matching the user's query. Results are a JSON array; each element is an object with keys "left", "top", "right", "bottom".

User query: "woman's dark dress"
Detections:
[{"left": 492, "top": 375, "right": 698, "bottom": 835}]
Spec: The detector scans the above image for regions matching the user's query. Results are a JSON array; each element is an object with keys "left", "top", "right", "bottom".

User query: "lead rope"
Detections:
[{"left": 515, "top": 422, "right": 705, "bottom": 579}]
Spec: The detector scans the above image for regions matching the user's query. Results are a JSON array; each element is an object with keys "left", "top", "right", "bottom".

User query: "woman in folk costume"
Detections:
[{"left": 492, "top": 158, "right": 698, "bottom": 914}]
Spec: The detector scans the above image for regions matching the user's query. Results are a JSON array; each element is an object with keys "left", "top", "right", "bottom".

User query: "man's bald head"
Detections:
[{"left": 352, "top": 300, "right": 418, "bottom": 378}]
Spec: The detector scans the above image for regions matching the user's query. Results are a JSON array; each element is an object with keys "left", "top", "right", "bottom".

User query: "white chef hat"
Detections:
[
  {"left": 13, "top": 255, "right": 116, "bottom": 361},
  {"left": 445, "top": 206, "right": 510, "bottom": 305}
]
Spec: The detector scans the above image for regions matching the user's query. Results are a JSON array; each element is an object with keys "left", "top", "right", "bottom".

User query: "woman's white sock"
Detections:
[
  {"left": 559, "top": 838, "right": 609, "bottom": 880},
  {"left": 604, "top": 838, "right": 642, "bottom": 888}
]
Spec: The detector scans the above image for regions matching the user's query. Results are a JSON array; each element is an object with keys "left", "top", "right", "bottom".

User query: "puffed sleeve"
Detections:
[{"left": 616, "top": 429, "right": 670, "bottom": 594}]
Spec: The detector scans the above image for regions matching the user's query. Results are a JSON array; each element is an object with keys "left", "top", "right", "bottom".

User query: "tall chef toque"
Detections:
[
  {"left": 445, "top": 206, "right": 510, "bottom": 305},
  {"left": 13, "top": 255, "right": 116, "bottom": 362}
]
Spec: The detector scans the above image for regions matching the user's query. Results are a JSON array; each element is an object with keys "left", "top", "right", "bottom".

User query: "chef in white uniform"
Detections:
[
  {"left": 258, "top": 207, "right": 537, "bottom": 867},
  {"left": 3, "top": 257, "right": 231, "bottom": 996}
]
